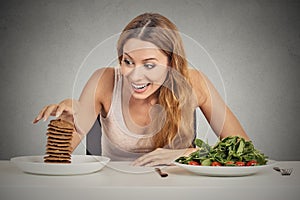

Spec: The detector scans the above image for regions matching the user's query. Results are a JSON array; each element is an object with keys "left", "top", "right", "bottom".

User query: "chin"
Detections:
[{"left": 131, "top": 91, "right": 152, "bottom": 100}]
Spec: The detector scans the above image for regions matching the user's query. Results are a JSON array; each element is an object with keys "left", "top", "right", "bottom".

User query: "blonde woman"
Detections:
[{"left": 33, "top": 13, "right": 249, "bottom": 166}]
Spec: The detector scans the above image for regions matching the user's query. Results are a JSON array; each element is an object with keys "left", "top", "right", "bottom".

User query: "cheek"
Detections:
[
  {"left": 146, "top": 66, "right": 169, "bottom": 84},
  {"left": 120, "top": 64, "right": 132, "bottom": 76}
]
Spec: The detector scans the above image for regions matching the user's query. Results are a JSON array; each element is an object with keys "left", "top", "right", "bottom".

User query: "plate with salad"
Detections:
[{"left": 174, "top": 136, "right": 275, "bottom": 176}]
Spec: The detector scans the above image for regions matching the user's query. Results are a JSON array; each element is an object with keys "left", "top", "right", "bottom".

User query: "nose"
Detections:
[{"left": 127, "top": 65, "right": 146, "bottom": 81}]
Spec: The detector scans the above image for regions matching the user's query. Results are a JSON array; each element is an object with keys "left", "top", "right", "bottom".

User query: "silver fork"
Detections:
[{"left": 273, "top": 167, "right": 293, "bottom": 176}]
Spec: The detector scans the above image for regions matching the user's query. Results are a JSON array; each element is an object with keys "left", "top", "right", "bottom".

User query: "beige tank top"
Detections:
[{"left": 100, "top": 67, "right": 196, "bottom": 161}]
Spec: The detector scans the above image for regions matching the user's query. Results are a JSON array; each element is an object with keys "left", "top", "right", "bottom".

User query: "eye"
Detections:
[
  {"left": 123, "top": 59, "right": 134, "bottom": 66},
  {"left": 144, "top": 63, "right": 156, "bottom": 69}
]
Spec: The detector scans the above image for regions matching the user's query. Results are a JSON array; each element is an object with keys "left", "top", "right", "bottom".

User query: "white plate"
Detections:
[
  {"left": 10, "top": 155, "right": 110, "bottom": 175},
  {"left": 173, "top": 160, "right": 276, "bottom": 176}
]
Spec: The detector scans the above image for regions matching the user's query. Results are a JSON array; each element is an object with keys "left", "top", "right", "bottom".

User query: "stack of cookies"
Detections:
[{"left": 44, "top": 119, "right": 75, "bottom": 163}]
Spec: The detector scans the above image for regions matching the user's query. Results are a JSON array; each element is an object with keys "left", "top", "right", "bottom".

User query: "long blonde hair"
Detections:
[{"left": 117, "top": 13, "right": 193, "bottom": 149}]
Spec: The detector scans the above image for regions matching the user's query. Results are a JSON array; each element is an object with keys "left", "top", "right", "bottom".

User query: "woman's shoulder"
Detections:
[
  {"left": 91, "top": 67, "right": 117, "bottom": 116},
  {"left": 187, "top": 68, "right": 208, "bottom": 106},
  {"left": 94, "top": 66, "right": 116, "bottom": 99},
  {"left": 188, "top": 68, "right": 206, "bottom": 86},
  {"left": 94, "top": 66, "right": 115, "bottom": 80}
]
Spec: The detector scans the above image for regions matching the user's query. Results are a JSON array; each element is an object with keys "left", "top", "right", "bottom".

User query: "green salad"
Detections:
[{"left": 175, "top": 136, "right": 268, "bottom": 166}]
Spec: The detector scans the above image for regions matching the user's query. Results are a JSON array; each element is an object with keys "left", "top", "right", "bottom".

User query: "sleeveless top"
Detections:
[{"left": 100, "top": 67, "right": 197, "bottom": 161}]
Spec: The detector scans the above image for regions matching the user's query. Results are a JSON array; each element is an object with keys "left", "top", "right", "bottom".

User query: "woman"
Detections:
[{"left": 33, "top": 13, "right": 249, "bottom": 166}]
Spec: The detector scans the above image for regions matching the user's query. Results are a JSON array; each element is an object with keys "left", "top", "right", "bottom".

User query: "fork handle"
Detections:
[{"left": 273, "top": 167, "right": 281, "bottom": 172}]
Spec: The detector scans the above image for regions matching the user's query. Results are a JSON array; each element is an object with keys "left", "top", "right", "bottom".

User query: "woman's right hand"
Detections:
[{"left": 32, "top": 99, "right": 75, "bottom": 124}]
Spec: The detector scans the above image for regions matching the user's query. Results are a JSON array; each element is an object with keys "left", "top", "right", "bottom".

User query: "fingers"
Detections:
[
  {"left": 32, "top": 106, "right": 46, "bottom": 123},
  {"left": 132, "top": 154, "right": 151, "bottom": 166},
  {"left": 32, "top": 105, "right": 52, "bottom": 123},
  {"left": 42, "top": 104, "right": 58, "bottom": 121},
  {"left": 132, "top": 148, "right": 187, "bottom": 167},
  {"left": 55, "top": 103, "right": 73, "bottom": 118},
  {"left": 132, "top": 154, "right": 157, "bottom": 166},
  {"left": 132, "top": 148, "right": 162, "bottom": 166},
  {"left": 32, "top": 101, "right": 74, "bottom": 124},
  {"left": 32, "top": 104, "right": 57, "bottom": 123}
]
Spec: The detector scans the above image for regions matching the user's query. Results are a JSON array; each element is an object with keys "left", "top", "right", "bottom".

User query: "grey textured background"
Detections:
[{"left": 0, "top": 0, "right": 299, "bottom": 160}]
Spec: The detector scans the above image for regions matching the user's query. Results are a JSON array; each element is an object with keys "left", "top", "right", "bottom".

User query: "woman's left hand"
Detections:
[{"left": 132, "top": 148, "right": 196, "bottom": 166}]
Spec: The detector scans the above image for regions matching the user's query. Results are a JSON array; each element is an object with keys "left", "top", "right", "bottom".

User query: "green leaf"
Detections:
[
  {"left": 176, "top": 135, "right": 268, "bottom": 166},
  {"left": 201, "top": 158, "right": 212, "bottom": 166},
  {"left": 236, "top": 139, "right": 245, "bottom": 154},
  {"left": 194, "top": 138, "right": 204, "bottom": 148}
]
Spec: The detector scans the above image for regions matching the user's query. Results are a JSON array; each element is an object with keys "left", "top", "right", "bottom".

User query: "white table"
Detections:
[{"left": 0, "top": 160, "right": 299, "bottom": 200}]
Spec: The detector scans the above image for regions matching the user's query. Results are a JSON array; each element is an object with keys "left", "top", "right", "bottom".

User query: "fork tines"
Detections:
[{"left": 281, "top": 168, "right": 293, "bottom": 176}]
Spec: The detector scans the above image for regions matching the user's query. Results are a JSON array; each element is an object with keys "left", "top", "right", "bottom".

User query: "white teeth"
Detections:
[{"left": 132, "top": 83, "right": 149, "bottom": 89}]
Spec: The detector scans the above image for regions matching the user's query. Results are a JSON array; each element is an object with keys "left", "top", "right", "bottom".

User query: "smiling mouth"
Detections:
[{"left": 131, "top": 83, "right": 151, "bottom": 93}]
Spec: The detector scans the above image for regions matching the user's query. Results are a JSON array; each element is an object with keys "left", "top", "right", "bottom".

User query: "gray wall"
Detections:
[{"left": 0, "top": 0, "right": 299, "bottom": 160}]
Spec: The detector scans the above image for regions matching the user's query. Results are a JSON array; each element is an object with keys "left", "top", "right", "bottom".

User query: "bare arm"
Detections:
[
  {"left": 189, "top": 68, "right": 249, "bottom": 140},
  {"left": 132, "top": 68, "right": 250, "bottom": 166},
  {"left": 33, "top": 68, "right": 111, "bottom": 151},
  {"left": 74, "top": 69, "right": 103, "bottom": 135},
  {"left": 68, "top": 69, "right": 104, "bottom": 149}
]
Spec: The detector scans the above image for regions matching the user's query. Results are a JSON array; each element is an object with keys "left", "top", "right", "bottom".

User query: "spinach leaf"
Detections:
[{"left": 175, "top": 136, "right": 268, "bottom": 166}]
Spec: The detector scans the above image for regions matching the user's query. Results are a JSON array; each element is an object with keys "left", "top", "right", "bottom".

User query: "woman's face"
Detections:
[{"left": 121, "top": 38, "right": 169, "bottom": 100}]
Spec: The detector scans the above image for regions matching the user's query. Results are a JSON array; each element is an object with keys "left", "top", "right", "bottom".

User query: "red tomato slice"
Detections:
[
  {"left": 235, "top": 161, "right": 246, "bottom": 166},
  {"left": 246, "top": 160, "right": 258, "bottom": 166},
  {"left": 188, "top": 161, "right": 200, "bottom": 165},
  {"left": 225, "top": 161, "right": 236, "bottom": 166},
  {"left": 211, "top": 161, "right": 222, "bottom": 166}
]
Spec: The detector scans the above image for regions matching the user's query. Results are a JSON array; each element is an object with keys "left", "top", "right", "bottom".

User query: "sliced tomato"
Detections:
[
  {"left": 211, "top": 161, "right": 222, "bottom": 166},
  {"left": 188, "top": 161, "right": 200, "bottom": 165},
  {"left": 235, "top": 161, "right": 245, "bottom": 166},
  {"left": 225, "top": 161, "right": 236, "bottom": 166},
  {"left": 246, "top": 160, "right": 258, "bottom": 166}
]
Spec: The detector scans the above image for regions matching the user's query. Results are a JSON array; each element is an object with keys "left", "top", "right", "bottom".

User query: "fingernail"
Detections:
[
  {"left": 56, "top": 113, "right": 60, "bottom": 117},
  {"left": 43, "top": 117, "right": 47, "bottom": 121}
]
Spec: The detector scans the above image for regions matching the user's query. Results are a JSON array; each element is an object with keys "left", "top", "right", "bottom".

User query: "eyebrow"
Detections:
[{"left": 124, "top": 52, "right": 158, "bottom": 62}]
